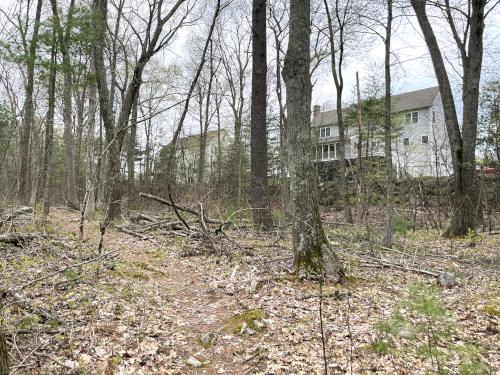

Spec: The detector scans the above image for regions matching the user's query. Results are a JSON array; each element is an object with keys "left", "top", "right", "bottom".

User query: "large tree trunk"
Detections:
[
  {"left": 283, "top": 0, "right": 343, "bottom": 280},
  {"left": 411, "top": 0, "right": 485, "bottom": 236},
  {"left": 50, "top": 0, "right": 79, "bottom": 209},
  {"left": 19, "top": 0, "right": 43, "bottom": 204},
  {"left": 250, "top": 0, "right": 273, "bottom": 229},
  {"left": 42, "top": 34, "right": 56, "bottom": 219},
  {"left": 92, "top": 0, "right": 121, "bottom": 220},
  {"left": 382, "top": 0, "right": 394, "bottom": 248}
]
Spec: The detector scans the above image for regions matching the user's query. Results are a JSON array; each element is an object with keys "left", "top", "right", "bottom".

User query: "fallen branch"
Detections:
[
  {"left": 0, "top": 232, "right": 48, "bottom": 246},
  {"left": 169, "top": 191, "right": 191, "bottom": 230},
  {"left": 4, "top": 290, "right": 61, "bottom": 324},
  {"left": 139, "top": 192, "right": 223, "bottom": 224},
  {"left": 0, "top": 207, "right": 33, "bottom": 229},
  {"left": 338, "top": 248, "right": 440, "bottom": 278},
  {"left": 14, "top": 248, "right": 121, "bottom": 291},
  {"left": 129, "top": 213, "right": 158, "bottom": 223},
  {"left": 299, "top": 290, "right": 345, "bottom": 300},
  {"left": 140, "top": 219, "right": 195, "bottom": 232},
  {"left": 113, "top": 224, "right": 156, "bottom": 242}
]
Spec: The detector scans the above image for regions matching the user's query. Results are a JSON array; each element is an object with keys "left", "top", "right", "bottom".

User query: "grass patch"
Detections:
[
  {"left": 226, "top": 309, "right": 265, "bottom": 334},
  {"left": 392, "top": 216, "right": 413, "bottom": 235},
  {"left": 483, "top": 305, "right": 500, "bottom": 317}
]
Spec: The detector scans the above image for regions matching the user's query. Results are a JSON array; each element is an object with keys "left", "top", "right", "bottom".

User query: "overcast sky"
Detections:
[
  {"left": 1, "top": 0, "right": 498, "bottom": 124},
  {"left": 313, "top": 6, "right": 500, "bottom": 111}
]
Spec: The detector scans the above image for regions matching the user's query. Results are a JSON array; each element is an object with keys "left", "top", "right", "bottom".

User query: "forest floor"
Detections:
[{"left": 1, "top": 206, "right": 499, "bottom": 374}]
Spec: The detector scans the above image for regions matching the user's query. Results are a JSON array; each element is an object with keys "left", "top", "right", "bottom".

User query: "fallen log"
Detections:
[
  {"left": 113, "top": 225, "right": 156, "bottom": 242},
  {"left": 0, "top": 207, "right": 33, "bottom": 229},
  {"left": 138, "top": 192, "right": 224, "bottom": 225},
  {"left": 0, "top": 232, "right": 47, "bottom": 246},
  {"left": 140, "top": 219, "right": 197, "bottom": 232},
  {"left": 129, "top": 213, "right": 158, "bottom": 223}
]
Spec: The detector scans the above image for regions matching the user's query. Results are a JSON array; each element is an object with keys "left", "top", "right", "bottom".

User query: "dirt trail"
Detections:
[{"left": 51, "top": 208, "right": 261, "bottom": 374}]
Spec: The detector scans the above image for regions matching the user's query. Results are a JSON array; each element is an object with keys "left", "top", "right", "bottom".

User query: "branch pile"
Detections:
[{"left": 113, "top": 192, "right": 246, "bottom": 256}]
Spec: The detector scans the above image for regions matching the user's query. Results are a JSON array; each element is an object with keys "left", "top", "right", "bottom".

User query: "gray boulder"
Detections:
[{"left": 437, "top": 272, "right": 456, "bottom": 288}]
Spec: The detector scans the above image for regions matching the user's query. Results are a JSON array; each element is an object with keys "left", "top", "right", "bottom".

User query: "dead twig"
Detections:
[
  {"left": 0, "top": 207, "right": 33, "bottom": 230},
  {"left": 139, "top": 192, "right": 223, "bottom": 224},
  {"left": 169, "top": 190, "right": 191, "bottom": 230}
]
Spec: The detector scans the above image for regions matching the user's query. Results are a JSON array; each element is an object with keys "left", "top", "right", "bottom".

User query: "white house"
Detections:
[{"left": 312, "top": 86, "right": 453, "bottom": 177}]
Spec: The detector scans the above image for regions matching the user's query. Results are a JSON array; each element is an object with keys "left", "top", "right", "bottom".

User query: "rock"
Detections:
[
  {"left": 252, "top": 319, "right": 265, "bottom": 329},
  {"left": 199, "top": 332, "right": 217, "bottom": 349},
  {"left": 239, "top": 321, "right": 248, "bottom": 334},
  {"left": 186, "top": 356, "right": 202, "bottom": 368},
  {"left": 239, "top": 321, "right": 256, "bottom": 335},
  {"left": 80, "top": 353, "right": 92, "bottom": 365},
  {"left": 249, "top": 277, "right": 258, "bottom": 293},
  {"left": 225, "top": 284, "right": 235, "bottom": 296},
  {"left": 437, "top": 272, "right": 456, "bottom": 288}
]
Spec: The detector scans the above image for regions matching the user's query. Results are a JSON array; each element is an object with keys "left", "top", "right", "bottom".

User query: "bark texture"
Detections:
[
  {"left": 250, "top": 0, "right": 273, "bottom": 229},
  {"left": 127, "top": 90, "right": 138, "bottom": 207},
  {"left": 42, "top": 29, "right": 57, "bottom": 219},
  {"left": 50, "top": 0, "right": 79, "bottom": 209},
  {"left": 283, "top": 0, "right": 343, "bottom": 280},
  {"left": 19, "top": 0, "right": 43, "bottom": 204}
]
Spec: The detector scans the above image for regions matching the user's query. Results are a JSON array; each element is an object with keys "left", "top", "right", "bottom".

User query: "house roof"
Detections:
[
  {"left": 176, "top": 128, "right": 229, "bottom": 149},
  {"left": 313, "top": 86, "right": 440, "bottom": 127}
]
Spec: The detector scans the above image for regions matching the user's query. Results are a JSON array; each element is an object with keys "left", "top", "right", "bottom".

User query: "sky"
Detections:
[
  {"left": 1, "top": 0, "right": 499, "bottom": 126},
  {"left": 313, "top": 6, "right": 500, "bottom": 112}
]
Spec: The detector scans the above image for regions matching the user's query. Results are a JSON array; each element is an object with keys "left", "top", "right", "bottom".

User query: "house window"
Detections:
[
  {"left": 432, "top": 111, "right": 436, "bottom": 123},
  {"left": 405, "top": 111, "right": 419, "bottom": 123},
  {"left": 322, "top": 145, "right": 329, "bottom": 160},
  {"left": 321, "top": 143, "right": 337, "bottom": 160},
  {"left": 320, "top": 126, "right": 331, "bottom": 138},
  {"left": 403, "top": 137, "right": 409, "bottom": 146},
  {"left": 421, "top": 135, "right": 429, "bottom": 144}
]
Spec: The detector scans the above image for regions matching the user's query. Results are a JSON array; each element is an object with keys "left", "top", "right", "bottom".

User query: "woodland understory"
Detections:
[{"left": 0, "top": 203, "right": 498, "bottom": 374}]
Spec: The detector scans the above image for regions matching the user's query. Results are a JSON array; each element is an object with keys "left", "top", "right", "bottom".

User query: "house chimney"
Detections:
[{"left": 313, "top": 105, "right": 321, "bottom": 120}]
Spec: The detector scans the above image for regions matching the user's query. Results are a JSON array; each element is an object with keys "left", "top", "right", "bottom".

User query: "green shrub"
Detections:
[{"left": 392, "top": 215, "right": 413, "bottom": 234}]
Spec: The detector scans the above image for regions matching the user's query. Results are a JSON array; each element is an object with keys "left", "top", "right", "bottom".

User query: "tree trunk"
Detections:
[
  {"left": 92, "top": 0, "right": 121, "bottom": 220},
  {"left": 42, "top": 35, "right": 56, "bottom": 219},
  {"left": 84, "top": 76, "right": 98, "bottom": 218},
  {"left": 251, "top": 0, "right": 273, "bottom": 229},
  {"left": 382, "top": 0, "right": 394, "bottom": 248},
  {"left": 0, "top": 296, "right": 8, "bottom": 375},
  {"left": 283, "top": 0, "right": 343, "bottom": 280},
  {"left": 322, "top": 0, "right": 352, "bottom": 224},
  {"left": 127, "top": 89, "right": 138, "bottom": 207},
  {"left": 164, "top": 0, "right": 222, "bottom": 188},
  {"left": 19, "top": 0, "right": 43, "bottom": 204},
  {"left": 75, "top": 89, "right": 86, "bottom": 202},
  {"left": 355, "top": 72, "right": 366, "bottom": 223},
  {"left": 410, "top": 0, "right": 485, "bottom": 236},
  {"left": 50, "top": 0, "right": 79, "bottom": 209}
]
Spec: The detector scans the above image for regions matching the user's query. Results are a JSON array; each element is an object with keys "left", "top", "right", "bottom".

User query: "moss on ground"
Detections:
[{"left": 226, "top": 309, "right": 265, "bottom": 334}]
